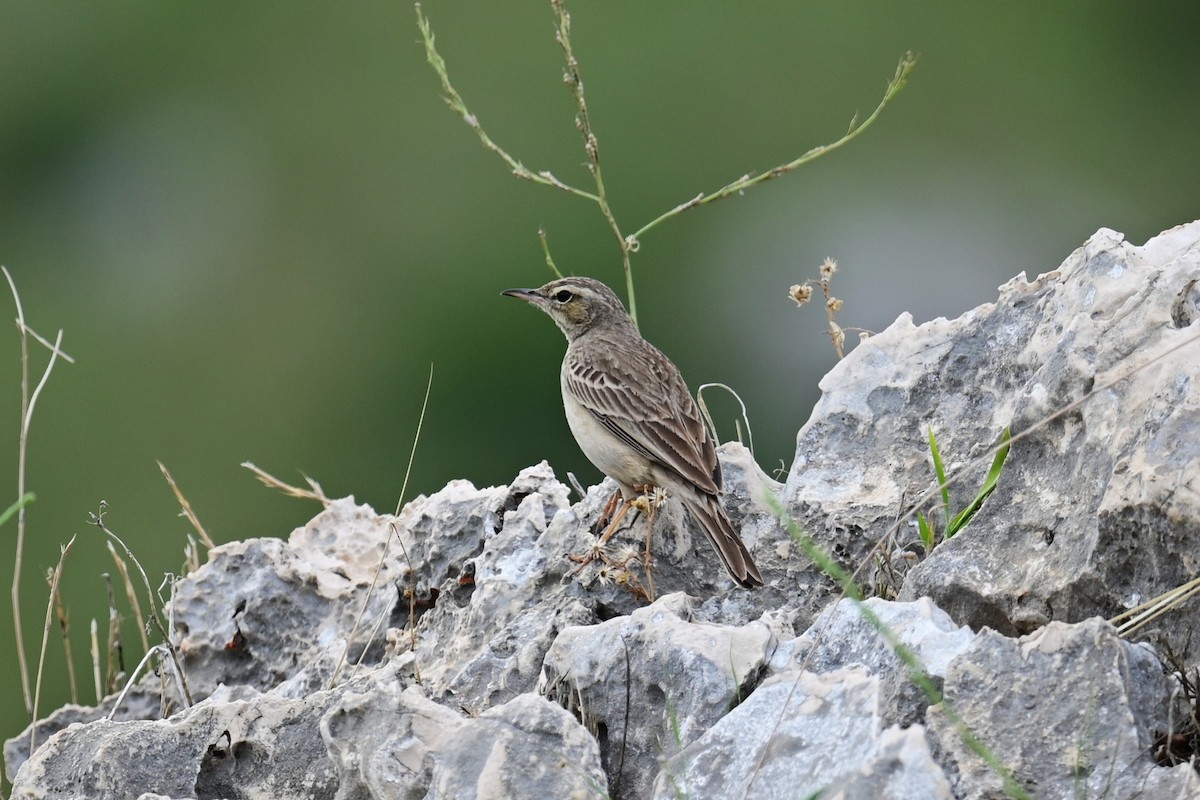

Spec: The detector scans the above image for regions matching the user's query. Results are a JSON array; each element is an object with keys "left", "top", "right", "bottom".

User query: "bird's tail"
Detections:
[{"left": 682, "top": 495, "right": 765, "bottom": 588}]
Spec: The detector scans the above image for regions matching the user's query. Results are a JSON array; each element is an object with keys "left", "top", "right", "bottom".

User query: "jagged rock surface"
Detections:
[
  {"left": 928, "top": 618, "right": 1200, "bottom": 799},
  {"left": 652, "top": 668, "right": 954, "bottom": 800},
  {"left": 538, "top": 592, "right": 777, "bottom": 800},
  {"left": 786, "top": 222, "right": 1200, "bottom": 655},
  {"left": 7, "top": 221, "right": 1200, "bottom": 800}
]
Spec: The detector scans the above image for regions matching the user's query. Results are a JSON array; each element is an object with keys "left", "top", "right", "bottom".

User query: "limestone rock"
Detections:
[
  {"left": 928, "top": 617, "right": 1200, "bottom": 799},
  {"left": 539, "top": 592, "right": 776, "bottom": 800},
  {"left": 778, "top": 596, "right": 976, "bottom": 727},
  {"left": 9, "top": 221, "right": 1200, "bottom": 800},
  {"left": 652, "top": 668, "right": 954, "bottom": 799}
]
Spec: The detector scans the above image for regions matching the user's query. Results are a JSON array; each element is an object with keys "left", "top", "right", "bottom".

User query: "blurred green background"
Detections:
[{"left": 1, "top": 1, "right": 1198, "bottom": 747}]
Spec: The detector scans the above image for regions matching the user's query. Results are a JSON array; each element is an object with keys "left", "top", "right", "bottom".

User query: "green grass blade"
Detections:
[
  {"left": 0, "top": 492, "right": 35, "bottom": 528},
  {"left": 927, "top": 427, "right": 951, "bottom": 528},
  {"left": 946, "top": 428, "right": 1010, "bottom": 537},
  {"left": 917, "top": 510, "right": 935, "bottom": 552}
]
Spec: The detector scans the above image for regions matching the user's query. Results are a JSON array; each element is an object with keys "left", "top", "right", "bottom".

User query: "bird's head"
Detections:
[{"left": 502, "top": 277, "right": 632, "bottom": 340}]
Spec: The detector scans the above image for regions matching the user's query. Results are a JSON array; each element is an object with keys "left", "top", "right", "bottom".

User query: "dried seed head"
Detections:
[
  {"left": 826, "top": 297, "right": 843, "bottom": 312},
  {"left": 616, "top": 545, "right": 640, "bottom": 564},
  {"left": 789, "top": 283, "right": 814, "bottom": 306},
  {"left": 819, "top": 257, "right": 838, "bottom": 280}
]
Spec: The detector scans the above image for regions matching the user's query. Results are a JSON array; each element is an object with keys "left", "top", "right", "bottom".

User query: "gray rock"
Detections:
[
  {"left": 172, "top": 496, "right": 414, "bottom": 701},
  {"left": 10, "top": 221, "right": 1200, "bottom": 799},
  {"left": 3, "top": 682, "right": 164, "bottom": 783},
  {"left": 928, "top": 617, "right": 1198, "bottom": 799},
  {"left": 780, "top": 220, "right": 1200, "bottom": 662},
  {"left": 652, "top": 668, "right": 953, "bottom": 800},
  {"left": 428, "top": 693, "right": 606, "bottom": 800},
  {"left": 539, "top": 592, "right": 776, "bottom": 800},
  {"left": 11, "top": 682, "right": 341, "bottom": 800},
  {"left": 778, "top": 596, "right": 976, "bottom": 727},
  {"left": 320, "top": 672, "right": 466, "bottom": 799},
  {"left": 900, "top": 223, "right": 1200, "bottom": 649}
]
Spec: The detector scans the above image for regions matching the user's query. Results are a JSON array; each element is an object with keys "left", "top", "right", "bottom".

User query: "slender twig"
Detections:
[
  {"left": 106, "top": 542, "right": 149, "bottom": 653},
  {"left": 89, "top": 618, "right": 101, "bottom": 704},
  {"left": 157, "top": 461, "right": 214, "bottom": 549},
  {"left": 550, "top": 0, "right": 637, "bottom": 322},
  {"left": 106, "top": 644, "right": 165, "bottom": 721},
  {"left": 629, "top": 52, "right": 917, "bottom": 245},
  {"left": 328, "top": 533, "right": 393, "bottom": 690},
  {"left": 241, "top": 462, "right": 330, "bottom": 504},
  {"left": 390, "top": 524, "right": 423, "bottom": 686},
  {"left": 415, "top": 4, "right": 599, "bottom": 204},
  {"left": 395, "top": 363, "right": 435, "bottom": 516},
  {"left": 102, "top": 573, "right": 121, "bottom": 696},
  {"left": 5, "top": 266, "right": 72, "bottom": 719},
  {"left": 697, "top": 382, "right": 755, "bottom": 456},
  {"left": 328, "top": 364, "right": 434, "bottom": 688},
  {"left": 416, "top": 6, "right": 915, "bottom": 332},
  {"left": 538, "top": 227, "right": 564, "bottom": 279},
  {"left": 90, "top": 504, "right": 192, "bottom": 707},
  {"left": 1110, "top": 575, "right": 1200, "bottom": 637},
  {"left": 30, "top": 536, "right": 75, "bottom": 755},
  {"left": 48, "top": 565, "right": 78, "bottom": 704}
]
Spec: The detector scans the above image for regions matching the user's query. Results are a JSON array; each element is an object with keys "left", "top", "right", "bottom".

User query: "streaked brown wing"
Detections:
[{"left": 565, "top": 334, "right": 722, "bottom": 495}]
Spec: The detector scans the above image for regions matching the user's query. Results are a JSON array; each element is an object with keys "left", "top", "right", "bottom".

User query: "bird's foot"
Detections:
[{"left": 570, "top": 485, "right": 666, "bottom": 602}]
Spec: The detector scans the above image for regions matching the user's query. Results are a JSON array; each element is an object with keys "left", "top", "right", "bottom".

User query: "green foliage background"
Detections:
[{"left": 1, "top": 1, "right": 1197, "bottom": 744}]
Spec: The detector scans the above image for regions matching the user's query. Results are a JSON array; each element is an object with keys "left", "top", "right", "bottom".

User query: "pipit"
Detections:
[{"left": 503, "top": 277, "right": 765, "bottom": 588}]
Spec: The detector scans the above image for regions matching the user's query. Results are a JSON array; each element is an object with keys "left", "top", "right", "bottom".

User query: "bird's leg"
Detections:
[
  {"left": 570, "top": 490, "right": 639, "bottom": 573},
  {"left": 630, "top": 485, "right": 665, "bottom": 601},
  {"left": 597, "top": 497, "right": 636, "bottom": 547},
  {"left": 591, "top": 488, "right": 623, "bottom": 536}
]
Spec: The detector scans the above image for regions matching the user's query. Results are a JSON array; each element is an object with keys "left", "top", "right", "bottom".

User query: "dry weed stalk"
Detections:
[
  {"left": 416, "top": 2, "right": 915, "bottom": 326},
  {"left": 4, "top": 266, "right": 73, "bottom": 719},
  {"left": 157, "top": 461, "right": 215, "bottom": 550}
]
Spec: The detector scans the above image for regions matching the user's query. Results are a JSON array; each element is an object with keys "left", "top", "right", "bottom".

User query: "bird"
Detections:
[{"left": 502, "top": 276, "right": 764, "bottom": 588}]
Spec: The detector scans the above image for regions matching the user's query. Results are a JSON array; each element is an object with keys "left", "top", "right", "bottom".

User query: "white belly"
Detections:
[{"left": 561, "top": 380, "right": 653, "bottom": 494}]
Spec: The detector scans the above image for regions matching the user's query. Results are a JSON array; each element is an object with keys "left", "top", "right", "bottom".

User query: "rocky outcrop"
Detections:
[{"left": 7, "top": 221, "right": 1200, "bottom": 799}]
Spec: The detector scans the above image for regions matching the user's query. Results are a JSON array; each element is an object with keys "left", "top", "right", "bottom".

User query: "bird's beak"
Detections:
[{"left": 502, "top": 288, "right": 538, "bottom": 303}]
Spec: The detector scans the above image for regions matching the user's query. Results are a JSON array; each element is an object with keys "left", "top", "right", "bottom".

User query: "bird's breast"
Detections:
[{"left": 561, "top": 380, "right": 653, "bottom": 494}]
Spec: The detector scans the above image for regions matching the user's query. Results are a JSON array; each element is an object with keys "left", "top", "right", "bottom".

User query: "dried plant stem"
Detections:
[
  {"left": 1110, "top": 575, "right": 1200, "bottom": 637},
  {"left": 102, "top": 574, "right": 121, "bottom": 696},
  {"left": 30, "top": 536, "right": 75, "bottom": 755},
  {"left": 538, "top": 228, "right": 564, "bottom": 279},
  {"left": 392, "top": 526, "right": 422, "bottom": 685},
  {"left": 325, "top": 364, "right": 433, "bottom": 688},
  {"left": 106, "top": 542, "right": 149, "bottom": 653},
  {"left": 415, "top": 5, "right": 915, "bottom": 328},
  {"left": 630, "top": 53, "right": 916, "bottom": 245},
  {"left": 157, "top": 461, "right": 214, "bottom": 549},
  {"left": 414, "top": 4, "right": 598, "bottom": 204},
  {"left": 90, "top": 504, "right": 192, "bottom": 708},
  {"left": 48, "top": 566, "right": 78, "bottom": 704},
  {"left": 90, "top": 618, "right": 102, "bottom": 704},
  {"left": 395, "top": 363, "right": 434, "bottom": 515},
  {"left": 4, "top": 266, "right": 72, "bottom": 720},
  {"left": 549, "top": 0, "right": 637, "bottom": 322},
  {"left": 696, "top": 382, "right": 755, "bottom": 456},
  {"left": 241, "top": 462, "right": 330, "bottom": 504}
]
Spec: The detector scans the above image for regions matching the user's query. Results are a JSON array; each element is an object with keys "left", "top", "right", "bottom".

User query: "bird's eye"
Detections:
[{"left": 554, "top": 290, "right": 574, "bottom": 303}]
